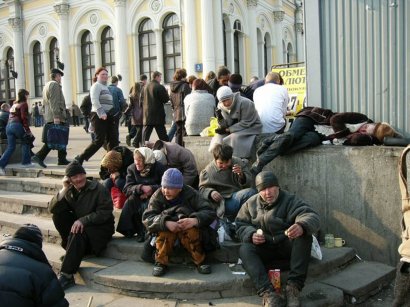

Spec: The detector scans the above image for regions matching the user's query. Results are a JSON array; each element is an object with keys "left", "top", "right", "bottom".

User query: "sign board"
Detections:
[{"left": 195, "top": 63, "right": 203, "bottom": 72}]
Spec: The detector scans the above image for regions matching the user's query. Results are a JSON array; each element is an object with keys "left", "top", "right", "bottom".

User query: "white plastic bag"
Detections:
[{"left": 311, "top": 235, "right": 322, "bottom": 260}]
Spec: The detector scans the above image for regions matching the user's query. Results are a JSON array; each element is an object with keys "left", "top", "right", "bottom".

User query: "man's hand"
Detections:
[
  {"left": 62, "top": 176, "right": 72, "bottom": 189},
  {"left": 232, "top": 164, "right": 244, "bottom": 179},
  {"left": 210, "top": 191, "right": 223, "bottom": 202},
  {"left": 100, "top": 114, "right": 107, "bottom": 120},
  {"left": 165, "top": 221, "right": 181, "bottom": 233},
  {"left": 177, "top": 218, "right": 198, "bottom": 231},
  {"left": 110, "top": 172, "right": 120, "bottom": 181},
  {"left": 141, "top": 185, "right": 153, "bottom": 196},
  {"left": 71, "top": 220, "right": 84, "bottom": 234},
  {"left": 53, "top": 118, "right": 61, "bottom": 124},
  {"left": 285, "top": 224, "right": 304, "bottom": 239},
  {"left": 252, "top": 232, "right": 266, "bottom": 245}
]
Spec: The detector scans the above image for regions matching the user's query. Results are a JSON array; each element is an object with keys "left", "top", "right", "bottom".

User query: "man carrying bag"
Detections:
[{"left": 32, "top": 68, "right": 70, "bottom": 168}]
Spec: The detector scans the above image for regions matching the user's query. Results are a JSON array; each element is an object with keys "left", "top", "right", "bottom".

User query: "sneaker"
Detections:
[
  {"left": 32, "top": 155, "right": 47, "bottom": 168},
  {"left": 286, "top": 283, "right": 301, "bottom": 307},
  {"left": 197, "top": 264, "right": 212, "bottom": 274},
  {"left": 152, "top": 263, "right": 167, "bottom": 277},
  {"left": 58, "top": 273, "right": 75, "bottom": 290},
  {"left": 58, "top": 159, "right": 71, "bottom": 166},
  {"left": 262, "top": 290, "right": 285, "bottom": 307},
  {"left": 73, "top": 155, "right": 84, "bottom": 165},
  {"left": 0, "top": 167, "right": 5, "bottom": 176},
  {"left": 21, "top": 163, "right": 35, "bottom": 168}
]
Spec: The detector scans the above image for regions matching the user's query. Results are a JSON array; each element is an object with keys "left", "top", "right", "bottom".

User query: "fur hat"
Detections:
[
  {"left": 255, "top": 171, "right": 279, "bottom": 192},
  {"left": 135, "top": 147, "right": 155, "bottom": 164},
  {"left": 216, "top": 86, "right": 233, "bottom": 102},
  {"left": 101, "top": 150, "right": 122, "bottom": 173},
  {"left": 51, "top": 68, "right": 64, "bottom": 76},
  {"left": 374, "top": 122, "right": 396, "bottom": 143},
  {"left": 153, "top": 150, "right": 167, "bottom": 166},
  {"left": 13, "top": 224, "right": 43, "bottom": 248},
  {"left": 65, "top": 161, "right": 86, "bottom": 177},
  {"left": 161, "top": 168, "right": 183, "bottom": 189}
]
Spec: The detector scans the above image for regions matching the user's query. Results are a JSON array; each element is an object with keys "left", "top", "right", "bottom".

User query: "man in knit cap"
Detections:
[
  {"left": 236, "top": 171, "right": 320, "bottom": 307},
  {"left": 0, "top": 224, "right": 68, "bottom": 305},
  {"left": 49, "top": 161, "right": 115, "bottom": 289},
  {"left": 143, "top": 168, "right": 216, "bottom": 277}
]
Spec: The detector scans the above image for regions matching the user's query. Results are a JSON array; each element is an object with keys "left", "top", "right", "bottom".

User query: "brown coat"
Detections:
[
  {"left": 169, "top": 80, "right": 191, "bottom": 122},
  {"left": 143, "top": 80, "right": 169, "bottom": 125}
]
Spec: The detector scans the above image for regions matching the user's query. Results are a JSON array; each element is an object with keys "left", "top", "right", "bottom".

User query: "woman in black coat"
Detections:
[{"left": 116, "top": 147, "right": 167, "bottom": 241}]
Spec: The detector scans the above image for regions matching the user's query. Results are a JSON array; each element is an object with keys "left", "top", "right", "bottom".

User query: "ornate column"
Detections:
[
  {"left": 247, "top": 0, "right": 259, "bottom": 78},
  {"left": 183, "top": 0, "right": 198, "bottom": 75},
  {"left": 154, "top": 28, "right": 164, "bottom": 76},
  {"left": 42, "top": 46, "right": 51, "bottom": 83},
  {"left": 273, "top": 10, "right": 284, "bottom": 65},
  {"left": 54, "top": 3, "right": 73, "bottom": 108},
  {"left": 213, "top": 0, "right": 224, "bottom": 68},
  {"left": 200, "top": 0, "right": 216, "bottom": 75},
  {"left": 93, "top": 40, "right": 102, "bottom": 68},
  {"left": 8, "top": 17, "right": 25, "bottom": 92},
  {"left": 113, "top": 0, "right": 129, "bottom": 93},
  {"left": 295, "top": 5, "right": 305, "bottom": 62}
]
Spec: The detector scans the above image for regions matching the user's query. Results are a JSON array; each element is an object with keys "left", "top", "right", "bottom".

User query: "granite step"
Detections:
[
  {"left": 0, "top": 190, "right": 52, "bottom": 215},
  {"left": 0, "top": 176, "right": 63, "bottom": 195}
]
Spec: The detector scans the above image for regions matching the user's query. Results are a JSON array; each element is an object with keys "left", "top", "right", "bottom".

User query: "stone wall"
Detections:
[{"left": 184, "top": 137, "right": 404, "bottom": 266}]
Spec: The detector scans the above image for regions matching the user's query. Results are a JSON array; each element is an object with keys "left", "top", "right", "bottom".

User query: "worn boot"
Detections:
[
  {"left": 262, "top": 289, "right": 285, "bottom": 307},
  {"left": 126, "top": 135, "right": 131, "bottom": 146},
  {"left": 392, "top": 261, "right": 410, "bottom": 307},
  {"left": 58, "top": 150, "right": 70, "bottom": 165},
  {"left": 285, "top": 283, "right": 301, "bottom": 307}
]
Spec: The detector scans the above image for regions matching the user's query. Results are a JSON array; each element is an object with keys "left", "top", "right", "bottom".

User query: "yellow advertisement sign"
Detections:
[{"left": 272, "top": 66, "right": 306, "bottom": 115}]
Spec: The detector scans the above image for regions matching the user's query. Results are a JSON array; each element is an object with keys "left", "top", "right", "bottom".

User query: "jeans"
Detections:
[
  {"left": 167, "top": 122, "right": 177, "bottom": 141},
  {"left": 0, "top": 122, "right": 31, "bottom": 167},
  {"left": 224, "top": 188, "right": 257, "bottom": 219}
]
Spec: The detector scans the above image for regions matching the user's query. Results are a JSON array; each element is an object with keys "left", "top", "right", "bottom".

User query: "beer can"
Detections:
[{"left": 268, "top": 269, "right": 281, "bottom": 293}]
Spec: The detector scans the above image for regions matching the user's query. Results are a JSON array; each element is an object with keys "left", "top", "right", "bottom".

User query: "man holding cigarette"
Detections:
[
  {"left": 199, "top": 144, "right": 256, "bottom": 220},
  {"left": 236, "top": 171, "right": 320, "bottom": 307}
]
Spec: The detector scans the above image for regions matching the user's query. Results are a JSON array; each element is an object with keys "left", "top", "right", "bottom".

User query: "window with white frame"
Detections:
[
  {"left": 33, "top": 41, "right": 45, "bottom": 97},
  {"left": 139, "top": 18, "right": 156, "bottom": 79},
  {"left": 101, "top": 27, "right": 115, "bottom": 77},
  {"left": 162, "top": 13, "right": 181, "bottom": 83},
  {"left": 81, "top": 31, "right": 95, "bottom": 92}
]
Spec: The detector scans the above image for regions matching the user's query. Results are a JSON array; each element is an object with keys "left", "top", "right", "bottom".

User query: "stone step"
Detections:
[
  {"left": 0, "top": 176, "right": 63, "bottom": 195},
  {"left": 0, "top": 190, "right": 52, "bottom": 215},
  {"left": 319, "top": 261, "right": 396, "bottom": 304},
  {"left": 0, "top": 164, "right": 100, "bottom": 179}
]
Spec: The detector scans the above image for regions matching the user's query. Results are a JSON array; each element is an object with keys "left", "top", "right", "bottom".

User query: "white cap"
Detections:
[{"left": 216, "top": 86, "right": 233, "bottom": 102}]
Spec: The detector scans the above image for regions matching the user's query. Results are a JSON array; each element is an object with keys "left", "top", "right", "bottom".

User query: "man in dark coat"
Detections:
[
  {"left": 0, "top": 224, "right": 68, "bottom": 306},
  {"left": 143, "top": 168, "right": 216, "bottom": 277},
  {"left": 207, "top": 66, "right": 231, "bottom": 105},
  {"left": 142, "top": 71, "right": 170, "bottom": 142},
  {"left": 49, "top": 161, "right": 115, "bottom": 289},
  {"left": 236, "top": 171, "right": 320, "bottom": 307}
]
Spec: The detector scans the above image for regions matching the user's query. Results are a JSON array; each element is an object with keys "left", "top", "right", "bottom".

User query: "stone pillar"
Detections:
[
  {"left": 273, "top": 10, "right": 284, "bottom": 65},
  {"left": 8, "top": 17, "right": 25, "bottom": 93},
  {"left": 154, "top": 28, "right": 164, "bottom": 75},
  {"left": 247, "top": 0, "right": 259, "bottom": 79},
  {"left": 113, "top": 0, "right": 129, "bottom": 93},
  {"left": 213, "top": 0, "right": 224, "bottom": 68},
  {"left": 54, "top": 3, "right": 73, "bottom": 108},
  {"left": 183, "top": 0, "right": 198, "bottom": 75},
  {"left": 42, "top": 46, "right": 51, "bottom": 83},
  {"left": 93, "top": 40, "right": 102, "bottom": 68},
  {"left": 295, "top": 5, "right": 305, "bottom": 62},
  {"left": 201, "top": 0, "right": 216, "bottom": 75},
  {"left": 226, "top": 28, "right": 235, "bottom": 71}
]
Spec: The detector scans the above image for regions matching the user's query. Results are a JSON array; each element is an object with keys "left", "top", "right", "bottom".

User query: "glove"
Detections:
[
  {"left": 215, "top": 127, "right": 227, "bottom": 135},
  {"left": 215, "top": 109, "right": 224, "bottom": 121}
]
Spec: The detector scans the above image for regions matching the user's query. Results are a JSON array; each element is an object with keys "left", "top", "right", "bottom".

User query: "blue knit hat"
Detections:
[{"left": 161, "top": 168, "right": 183, "bottom": 189}]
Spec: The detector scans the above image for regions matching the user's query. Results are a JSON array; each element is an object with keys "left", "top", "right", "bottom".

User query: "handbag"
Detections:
[
  {"left": 111, "top": 186, "right": 127, "bottom": 209},
  {"left": 46, "top": 123, "right": 69, "bottom": 150},
  {"left": 22, "top": 132, "right": 35, "bottom": 145}
]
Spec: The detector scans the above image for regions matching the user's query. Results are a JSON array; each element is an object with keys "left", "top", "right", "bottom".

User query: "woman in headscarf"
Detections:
[{"left": 116, "top": 147, "right": 167, "bottom": 241}]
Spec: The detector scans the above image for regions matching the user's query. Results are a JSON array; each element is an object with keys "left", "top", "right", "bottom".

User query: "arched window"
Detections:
[
  {"left": 139, "top": 18, "right": 156, "bottom": 79},
  {"left": 101, "top": 26, "right": 115, "bottom": 76},
  {"left": 162, "top": 13, "right": 181, "bottom": 83},
  {"left": 233, "top": 20, "right": 241, "bottom": 74},
  {"left": 0, "top": 48, "right": 16, "bottom": 104},
  {"left": 33, "top": 42, "right": 44, "bottom": 97},
  {"left": 49, "top": 38, "right": 58, "bottom": 70},
  {"left": 81, "top": 31, "right": 95, "bottom": 92}
]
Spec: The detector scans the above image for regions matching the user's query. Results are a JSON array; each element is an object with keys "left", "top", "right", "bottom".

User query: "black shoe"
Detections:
[
  {"left": 58, "top": 159, "right": 71, "bottom": 166},
  {"left": 126, "top": 135, "right": 131, "bottom": 146},
  {"left": 58, "top": 274, "right": 75, "bottom": 290},
  {"left": 152, "top": 263, "right": 167, "bottom": 277},
  {"left": 32, "top": 155, "right": 47, "bottom": 168},
  {"left": 197, "top": 264, "right": 211, "bottom": 274},
  {"left": 73, "top": 155, "right": 84, "bottom": 165},
  {"left": 136, "top": 233, "right": 145, "bottom": 243}
]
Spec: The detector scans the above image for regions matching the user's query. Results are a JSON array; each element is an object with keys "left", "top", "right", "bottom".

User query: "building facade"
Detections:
[{"left": 0, "top": 0, "right": 303, "bottom": 108}]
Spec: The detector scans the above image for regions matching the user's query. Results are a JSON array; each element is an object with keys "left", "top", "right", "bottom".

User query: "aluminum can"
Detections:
[{"left": 268, "top": 269, "right": 281, "bottom": 293}]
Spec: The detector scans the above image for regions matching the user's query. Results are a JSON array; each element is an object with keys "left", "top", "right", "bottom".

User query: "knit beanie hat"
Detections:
[
  {"left": 153, "top": 150, "right": 167, "bottom": 166},
  {"left": 255, "top": 171, "right": 279, "bottom": 192},
  {"left": 65, "top": 161, "right": 86, "bottom": 177},
  {"left": 216, "top": 86, "right": 233, "bottom": 102},
  {"left": 135, "top": 147, "right": 155, "bottom": 164},
  {"left": 228, "top": 74, "right": 243, "bottom": 92},
  {"left": 161, "top": 168, "right": 183, "bottom": 189},
  {"left": 13, "top": 224, "right": 43, "bottom": 248}
]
